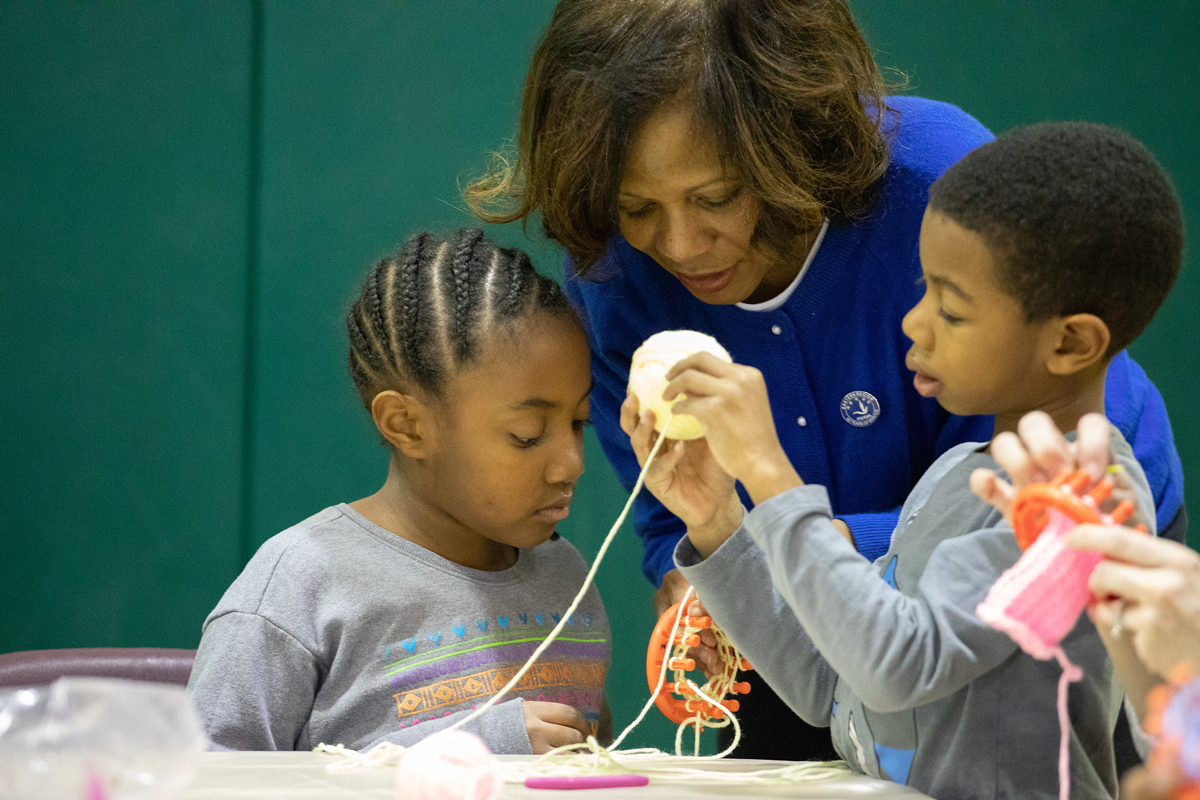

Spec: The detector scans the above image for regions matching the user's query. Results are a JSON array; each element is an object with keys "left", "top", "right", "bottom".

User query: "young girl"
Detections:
[{"left": 188, "top": 228, "right": 609, "bottom": 755}]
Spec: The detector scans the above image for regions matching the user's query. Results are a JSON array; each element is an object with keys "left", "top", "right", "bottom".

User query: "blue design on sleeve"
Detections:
[
  {"left": 400, "top": 638, "right": 416, "bottom": 653},
  {"left": 882, "top": 556, "right": 898, "bottom": 589},
  {"left": 498, "top": 615, "right": 509, "bottom": 629},
  {"left": 875, "top": 743, "right": 914, "bottom": 785},
  {"left": 476, "top": 619, "right": 488, "bottom": 632},
  {"left": 427, "top": 631, "right": 442, "bottom": 645},
  {"left": 452, "top": 623, "right": 466, "bottom": 638}
]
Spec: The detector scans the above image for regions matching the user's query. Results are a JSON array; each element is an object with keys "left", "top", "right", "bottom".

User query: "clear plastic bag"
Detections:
[{"left": 0, "top": 677, "right": 205, "bottom": 800}]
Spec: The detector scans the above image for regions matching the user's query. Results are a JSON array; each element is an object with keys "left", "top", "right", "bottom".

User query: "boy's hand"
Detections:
[
  {"left": 622, "top": 392, "right": 742, "bottom": 538},
  {"left": 662, "top": 353, "right": 802, "bottom": 505},
  {"left": 522, "top": 701, "right": 591, "bottom": 754},
  {"left": 970, "top": 410, "right": 1114, "bottom": 524}
]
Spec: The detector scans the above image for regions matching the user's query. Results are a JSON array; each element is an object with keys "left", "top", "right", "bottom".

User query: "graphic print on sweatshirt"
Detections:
[{"left": 384, "top": 610, "right": 608, "bottom": 731}]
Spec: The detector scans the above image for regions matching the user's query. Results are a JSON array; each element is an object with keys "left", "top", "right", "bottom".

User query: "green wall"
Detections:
[{"left": 3, "top": 2, "right": 1197, "bottom": 752}]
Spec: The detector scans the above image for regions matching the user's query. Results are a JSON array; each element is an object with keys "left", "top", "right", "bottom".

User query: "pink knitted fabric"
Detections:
[
  {"left": 977, "top": 509, "right": 1100, "bottom": 800},
  {"left": 977, "top": 510, "right": 1103, "bottom": 659}
]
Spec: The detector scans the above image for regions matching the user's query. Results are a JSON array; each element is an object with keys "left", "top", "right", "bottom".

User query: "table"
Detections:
[{"left": 176, "top": 752, "right": 930, "bottom": 799}]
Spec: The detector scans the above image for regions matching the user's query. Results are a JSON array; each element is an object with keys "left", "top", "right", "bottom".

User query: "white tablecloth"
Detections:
[{"left": 176, "top": 752, "right": 930, "bottom": 799}]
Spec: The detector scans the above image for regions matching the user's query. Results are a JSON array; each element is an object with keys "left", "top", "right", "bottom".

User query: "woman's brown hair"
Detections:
[{"left": 465, "top": 0, "right": 895, "bottom": 277}]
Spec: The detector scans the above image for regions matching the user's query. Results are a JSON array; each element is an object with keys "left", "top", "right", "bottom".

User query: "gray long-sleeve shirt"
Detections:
[
  {"left": 188, "top": 504, "right": 609, "bottom": 754},
  {"left": 676, "top": 429, "right": 1153, "bottom": 799}
]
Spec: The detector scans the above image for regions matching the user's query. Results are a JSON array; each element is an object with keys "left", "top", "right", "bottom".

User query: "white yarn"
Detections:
[{"left": 628, "top": 330, "right": 732, "bottom": 440}]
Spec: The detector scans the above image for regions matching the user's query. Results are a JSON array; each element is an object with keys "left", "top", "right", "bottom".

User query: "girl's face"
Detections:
[
  {"left": 617, "top": 104, "right": 793, "bottom": 305},
  {"left": 426, "top": 315, "right": 591, "bottom": 551}
]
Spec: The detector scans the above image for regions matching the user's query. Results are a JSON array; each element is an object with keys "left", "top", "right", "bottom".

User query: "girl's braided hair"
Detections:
[{"left": 348, "top": 228, "right": 574, "bottom": 408}]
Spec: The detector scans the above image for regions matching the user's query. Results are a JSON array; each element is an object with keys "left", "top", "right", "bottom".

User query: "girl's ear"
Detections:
[
  {"left": 371, "top": 390, "right": 436, "bottom": 458},
  {"left": 1046, "top": 313, "right": 1111, "bottom": 376}
]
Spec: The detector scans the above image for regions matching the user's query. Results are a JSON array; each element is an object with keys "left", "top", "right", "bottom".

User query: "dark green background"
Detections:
[{"left": 3, "top": 2, "right": 1197, "bottom": 751}]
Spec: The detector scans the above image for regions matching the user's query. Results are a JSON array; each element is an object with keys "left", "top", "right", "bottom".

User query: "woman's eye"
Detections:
[
  {"left": 938, "top": 308, "right": 964, "bottom": 325},
  {"left": 510, "top": 433, "right": 543, "bottom": 448},
  {"left": 572, "top": 417, "right": 594, "bottom": 432},
  {"left": 698, "top": 188, "right": 742, "bottom": 209},
  {"left": 620, "top": 205, "right": 653, "bottom": 219}
]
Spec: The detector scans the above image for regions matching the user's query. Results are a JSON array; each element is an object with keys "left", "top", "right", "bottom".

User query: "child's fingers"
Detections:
[
  {"left": 533, "top": 702, "right": 592, "bottom": 737},
  {"left": 969, "top": 468, "right": 1015, "bottom": 518},
  {"left": 620, "top": 392, "right": 641, "bottom": 437},
  {"left": 1074, "top": 413, "right": 1113, "bottom": 481},
  {"left": 662, "top": 368, "right": 727, "bottom": 403},
  {"left": 629, "top": 409, "right": 660, "bottom": 465},
  {"left": 650, "top": 438, "right": 685, "bottom": 476},
  {"left": 1015, "top": 410, "right": 1073, "bottom": 479},
  {"left": 664, "top": 352, "right": 735, "bottom": 382}
]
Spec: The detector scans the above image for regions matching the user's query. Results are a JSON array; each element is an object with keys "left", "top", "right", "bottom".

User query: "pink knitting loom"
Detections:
[{"left": 977, "top": 469, "right": 1141, "bottom": 800}]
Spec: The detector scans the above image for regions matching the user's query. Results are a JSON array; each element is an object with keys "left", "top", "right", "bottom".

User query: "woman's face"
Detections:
[{"left": 618, "top": 104, "right": 789, "bottom": 305}]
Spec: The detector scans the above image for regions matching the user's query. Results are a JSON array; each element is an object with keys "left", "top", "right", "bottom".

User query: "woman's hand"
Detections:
[
  {"left": 621, "top": 392, "right": 741, "bottom": 538},
  {"left": 1067, "top": 524, "right": 1200, "bottom": 679},
  {"left": 662, "top": 353, "right": 802, "bottom": 505}
]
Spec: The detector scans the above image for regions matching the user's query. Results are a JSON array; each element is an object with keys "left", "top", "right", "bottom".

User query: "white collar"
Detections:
[{"left": 736, "top": 219, "right": 829, "bottom": 313}]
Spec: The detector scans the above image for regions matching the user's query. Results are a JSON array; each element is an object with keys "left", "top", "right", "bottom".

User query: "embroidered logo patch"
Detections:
[{"left": 840, "top": 391, "right": 880, "bottom": 427}]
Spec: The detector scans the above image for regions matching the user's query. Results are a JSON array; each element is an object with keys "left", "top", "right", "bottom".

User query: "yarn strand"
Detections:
[{"left": 1052, "top": 647, "right": 1083, "bottom": 800}]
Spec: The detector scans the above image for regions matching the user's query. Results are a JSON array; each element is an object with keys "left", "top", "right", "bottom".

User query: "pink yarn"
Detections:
[
  {"left": 395, "top": 730, "right": 502, "bottom": 800},
  {"left": 977, "top": 510, "right": 1103, "bottom": 659},
  {"left": 977, "top": 509, "right": 1097, "bottom": 800}
]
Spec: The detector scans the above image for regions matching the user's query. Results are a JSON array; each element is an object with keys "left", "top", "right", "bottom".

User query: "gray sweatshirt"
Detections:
[
  {"left": 676, "top": 430, "right": 1153, "bottom": 800},
  {"left": 188, "top": 504, "right": 609, "bottom": 754}
]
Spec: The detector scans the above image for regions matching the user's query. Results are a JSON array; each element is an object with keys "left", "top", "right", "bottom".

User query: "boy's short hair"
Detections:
[{"left": 929, "top": 122, "right": 1183, "bottom": 354}]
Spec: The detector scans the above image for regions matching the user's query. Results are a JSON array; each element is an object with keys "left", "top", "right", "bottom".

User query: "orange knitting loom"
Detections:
[
  {"left": 646, "top": 601, "right": 752, "bottom": 725},
  {"left": 1012, "top": 468, "right": 1140, "bottom": 551}
]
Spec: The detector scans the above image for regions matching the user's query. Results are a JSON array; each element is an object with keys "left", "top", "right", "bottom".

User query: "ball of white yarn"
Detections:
[
  {"left": 395, "top": 730, "right": 501, "bottom": 800},
  {"left": 628, "top": 330, "right": 732, "bottom": 440}
]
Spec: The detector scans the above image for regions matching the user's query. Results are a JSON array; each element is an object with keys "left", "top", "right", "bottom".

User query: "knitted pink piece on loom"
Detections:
[{"left": 977, "top": 509, "right": 1103, "bottom": 659}]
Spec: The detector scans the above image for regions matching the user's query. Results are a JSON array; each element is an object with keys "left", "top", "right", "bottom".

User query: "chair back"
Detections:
[{"left": 0, "top": 648, "right": 196, "bottom": 689}]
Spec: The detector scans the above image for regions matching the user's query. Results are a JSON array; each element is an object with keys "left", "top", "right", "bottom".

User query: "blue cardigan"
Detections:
[{"left": 565, "top": 96, "right": 1185, "bottom": 585}]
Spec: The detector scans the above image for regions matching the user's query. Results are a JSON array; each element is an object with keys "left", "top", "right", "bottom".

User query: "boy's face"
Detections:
[{"left": 902, "top": 210, "right": 1057, "bottom": 419}]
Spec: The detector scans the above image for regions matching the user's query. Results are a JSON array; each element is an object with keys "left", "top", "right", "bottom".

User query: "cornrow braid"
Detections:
[
  {"left": 346, "top": 228, "right": 579, "bottom": 412},
  {"left": 449, "top": 227, "right": 486, "bottom": 361}
]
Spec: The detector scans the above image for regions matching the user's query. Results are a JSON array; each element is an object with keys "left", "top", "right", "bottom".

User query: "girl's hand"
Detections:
[
  {"left": 661, "top": 353, "right": 802, "bottom": 505},
  {"left": 522, "top": 701, "right": 592, "bottom": 754},
  {"left": 621, "top": 393, "right": 741, "bottom": 542},
  {"left": 1067, "top": 523, "right": 1200, "bottom": 678}
]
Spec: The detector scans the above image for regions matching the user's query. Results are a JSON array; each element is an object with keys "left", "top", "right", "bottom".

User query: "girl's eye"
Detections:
[
  {"left": 510, "top": 434, "right": 543, "bottom": 449},
  {"left": 938, "top": 308, "right": 964, "bottom": 325},
  {"left": 572, "top": 417, "right": 594, "bottom": 432},
  {"left": 620, "top": 204, "right": 653, "bottom": 219}
]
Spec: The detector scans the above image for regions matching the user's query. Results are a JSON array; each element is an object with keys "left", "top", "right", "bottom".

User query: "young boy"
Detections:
[{"left": 622, "top": 122, "right": 1183, "bottom": 798}]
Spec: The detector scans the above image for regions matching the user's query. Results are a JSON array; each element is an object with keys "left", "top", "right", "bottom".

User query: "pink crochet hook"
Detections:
[{"left": 526, "top": 774, "right": 649, "bottom": 790}]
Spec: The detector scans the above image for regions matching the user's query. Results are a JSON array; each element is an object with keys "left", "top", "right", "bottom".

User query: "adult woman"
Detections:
[{"left": 468, "top": 0, "right": 1185, "bottom": 759}]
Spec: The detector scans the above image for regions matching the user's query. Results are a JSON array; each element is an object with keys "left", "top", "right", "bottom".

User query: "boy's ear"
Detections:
[
  {"left": 370, "top": 390, "right": 437, "bottom": 458},
  {"left": 1046, "top": 313, "right": 1111, "bottom": 376}
]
